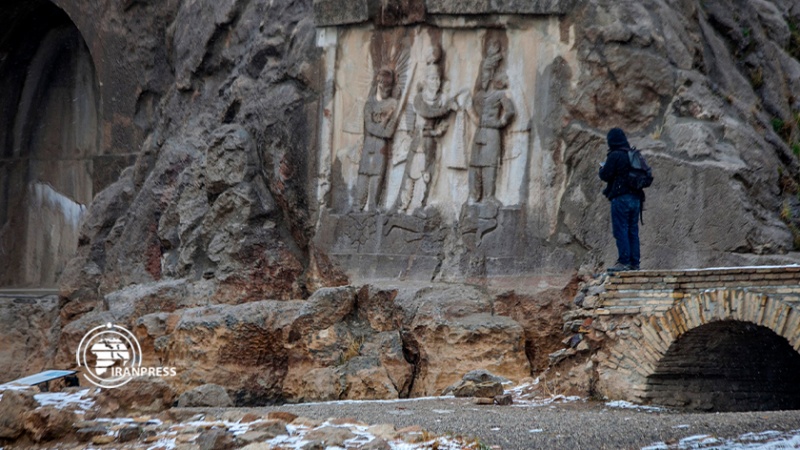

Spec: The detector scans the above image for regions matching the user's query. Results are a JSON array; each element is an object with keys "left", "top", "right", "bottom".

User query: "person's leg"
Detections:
[
  {"left": 397, "top": 175, "right": 414, "bottom": 212},
  {"left": 354, "top": 174, "right": 369, "bottom": 211},
  {"left": 367, "top": 175, "right": 381, "bottom": 211},
  {"left": 611, "top": 196, "right": 631, "bottom": 266},
  {"left": 627, "top": 196, "right": 641, "bottom": 269},
  {"left": 483, "top": 166, "right": 497, "bottom": 200},
  {"left": 469, "top": 167, "right": 482, "bottom": 203}
]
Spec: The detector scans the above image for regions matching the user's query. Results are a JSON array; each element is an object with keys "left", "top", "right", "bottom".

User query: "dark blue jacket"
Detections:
[{"left": 599, "top": 147, "right": 642, "bottom": 200}]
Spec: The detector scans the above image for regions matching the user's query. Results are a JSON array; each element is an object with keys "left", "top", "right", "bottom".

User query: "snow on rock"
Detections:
[{"left": 34, "top": 389, "right": 95, "bottom": 411}]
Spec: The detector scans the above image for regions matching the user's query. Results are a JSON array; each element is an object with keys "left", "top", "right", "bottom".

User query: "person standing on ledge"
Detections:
[{"left": 599, "top": 128, "right": 643, "bottom": 272}]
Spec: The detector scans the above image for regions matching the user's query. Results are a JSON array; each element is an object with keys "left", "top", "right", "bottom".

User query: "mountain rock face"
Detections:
[{"left": 1, "top": 0, "right": 800, "bottom": 403}]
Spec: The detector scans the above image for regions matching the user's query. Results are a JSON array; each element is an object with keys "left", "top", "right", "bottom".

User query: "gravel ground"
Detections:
[{"left": 187, "top": 397, "right": 800, "bottom": 450}]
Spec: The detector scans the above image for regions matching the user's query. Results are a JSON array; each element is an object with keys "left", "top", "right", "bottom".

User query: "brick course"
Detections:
[{"left": 601, "top": 266, "right": 800, "bottom": 315}]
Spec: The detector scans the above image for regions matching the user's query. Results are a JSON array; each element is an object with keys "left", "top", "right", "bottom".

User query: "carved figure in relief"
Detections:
[
  {"left": 354, "top": 68, "right": 401, "bottom": 212},
  {"left": 396, "top": 45, "right": 458, "bottom": 213},
  {"left": 467, "top": 39, "right": 515, "bottom": 204}
]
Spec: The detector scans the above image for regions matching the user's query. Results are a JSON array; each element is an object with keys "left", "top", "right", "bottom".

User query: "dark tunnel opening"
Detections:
[
  {"left": 0, "top": 0, "right": 100, "bottom": 288},
  {"left": 646, "top": 320, "right": 800, "bottom": 412}
]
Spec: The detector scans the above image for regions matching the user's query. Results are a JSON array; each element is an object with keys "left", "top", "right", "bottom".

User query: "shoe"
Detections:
[
  {"left": 607, "top": 262, "right": 631, "bottom": 273},
  {"left": 629, "top": 265, "right": 640, "bottom": 271}
]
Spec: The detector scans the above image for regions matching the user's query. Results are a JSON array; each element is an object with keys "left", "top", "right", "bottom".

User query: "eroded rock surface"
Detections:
[{"left": 129, "top": 284, "right": 530, "bottom": 403}]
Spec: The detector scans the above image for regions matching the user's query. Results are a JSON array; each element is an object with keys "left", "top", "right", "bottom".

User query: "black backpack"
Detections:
[{"left": 627, "top": 148, "right": 653, "bottom": 190}]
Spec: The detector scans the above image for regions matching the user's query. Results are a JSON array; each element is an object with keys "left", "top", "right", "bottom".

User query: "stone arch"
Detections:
[
  {"left": 0, "top": 0, "right": 100, "bottom": 288},
  {"left": 600, "top": 289, "right": 800, "bottom": 410}
]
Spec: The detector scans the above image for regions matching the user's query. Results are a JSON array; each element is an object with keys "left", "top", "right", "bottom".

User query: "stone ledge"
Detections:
[
  {"left": 313, "top": 0, "right": 574, "bottom": 26},
  {"left": 614, "top": 265, "right": 800, "bottom": 279},
  {"left": 425, "top": 0, "right": 575, "bottom": 15}
]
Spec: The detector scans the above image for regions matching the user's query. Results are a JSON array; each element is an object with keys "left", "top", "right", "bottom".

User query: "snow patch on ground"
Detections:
[
  {"left": 606, "top": 400, "right": 666, "bottom": 412},
  {"left": 298, "top": 395, "right": 455, "bottom": 407},
  {"left": 642, "top": 429, "right": 800, "bottom": 449},
  {"left": 505, "top": 380, "right": 585, "bottom": 408},
  {"left": 176, "top": 417, "right": 470, "bottom": 450},
  {"left": 514, "top": 394, "right": 584, "bottom": 407}
]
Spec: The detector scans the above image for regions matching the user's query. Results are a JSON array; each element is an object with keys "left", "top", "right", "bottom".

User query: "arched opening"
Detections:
[
  {"left": 646, "top": 320, "right": 800, "bottom": 412},
  {"left": 0, "top": 0, "right": 100, "bottom": 288}
]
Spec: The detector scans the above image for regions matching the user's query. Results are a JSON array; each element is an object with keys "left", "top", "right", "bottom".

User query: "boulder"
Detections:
[
  {"left": 362, "top": 437, "right": 392, "bottom": 450},
  {"left": 267, "top": 411, "right": 298, "bottom": 423},
  {"left": 366, "top": 424, "right": 396, "bottom": 440},
  {"left": 95, "top": 377, "right": 176, "bottom": 415},
  {"left": 92, "top": 435, "right": 116, "bottom": 445},
  {"left": 303, "top": 426, "right": 356, "bottom": 447},
  {"left": 196, "top": 429, "right": 235, "bottom": 450},
  {"left": 452, "top": 381, "right": 503, "bottom": 398},
  {"left": 248, "top": 419, "right": 287, "bottom": 438},
  {"left": 177, "top": 384, "right": 233, "bottom": 408},
  {"left": 0, "top": 390, "right": 37, "bottom": 439},
  {"left": 22, "top": 406, "right": 76, "bottom": 442},
  {"left": 76, "top": 426, "right": 109, "bottom": 442},
  {"left": 462, "top": 369, "right": 511, "bottom": 385}
]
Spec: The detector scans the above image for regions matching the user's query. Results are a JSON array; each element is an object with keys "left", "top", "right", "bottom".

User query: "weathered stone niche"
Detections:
[
  {"left": 0, "top": 0, "right": 101, "bottom": 288},
  {"left": 313, "top": 0, "right": 579, "bottom": 287}
]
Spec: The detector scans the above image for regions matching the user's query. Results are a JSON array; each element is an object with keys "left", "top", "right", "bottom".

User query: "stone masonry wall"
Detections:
[
  {"left": 599, "top": 266, "right": 800, "bottom": 315},
  {"left": 559, "top": 265, "right": 800, "bottom": 409}
]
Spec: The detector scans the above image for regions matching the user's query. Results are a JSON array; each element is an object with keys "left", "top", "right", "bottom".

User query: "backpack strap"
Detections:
[{"left": 639, "top": 190, "right": 645, "bottom": 225}]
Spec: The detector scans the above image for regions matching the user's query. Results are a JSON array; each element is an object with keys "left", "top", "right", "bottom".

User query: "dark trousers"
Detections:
[{"left": 611, "top": 194, "right": 641, "bottom": 267}]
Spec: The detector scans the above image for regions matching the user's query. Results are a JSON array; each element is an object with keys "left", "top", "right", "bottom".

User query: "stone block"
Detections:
[
  {"left": 313, "top": 0, "right": 369, "bottom": 26},
  {"left": 425, "top": 0, "right": 574, "bottom": 15}
]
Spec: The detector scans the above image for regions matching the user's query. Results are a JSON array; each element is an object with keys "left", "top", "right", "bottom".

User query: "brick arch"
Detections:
[{"left": 599, "top": 289, "right": 800, "bottom": 404}]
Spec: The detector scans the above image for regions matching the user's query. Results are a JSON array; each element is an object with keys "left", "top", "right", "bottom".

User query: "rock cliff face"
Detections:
[
  {"left": 19, "top": 0, "right": 800, "bottom": 312},
  {"left": 313, "top": 0, "right": 800, "bottom": 285},
  {"left": 54, "top": 0, "right": 347, "bottom": 317},
  {"left": 1, "top": 0, "right": 800, "bottom": 403}
]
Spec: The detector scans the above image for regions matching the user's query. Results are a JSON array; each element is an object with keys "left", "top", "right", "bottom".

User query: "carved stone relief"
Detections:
[
  {"left": 466, "top": 37, "right": 515, "bottom": 205},
  {"left": 316, "top": 19, "right": 578, "bottom": 282}
]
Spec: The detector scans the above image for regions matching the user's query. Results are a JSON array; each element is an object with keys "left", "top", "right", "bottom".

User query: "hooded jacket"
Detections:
[{"left": 599, "top": 128, "right": 642, "bottom": 200}]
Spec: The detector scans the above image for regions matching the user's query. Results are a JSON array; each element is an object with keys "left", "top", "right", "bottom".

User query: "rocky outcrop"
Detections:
[
  {"left": 177, "top": 384, "right": 234, "bottom": 408},
  {"left": 0, "top": 295, "right": 60, "bottom": 382},
  {"left": 395, "top": 285, "right": 530, "bottom": 396},
  {"left": 22, "top": 406, "right": 76, "bottom": 443},
  {"left": 130, "top": 283, "right": 530, "bottom": 403},
  {"left": 0, "top": 390, "right": 37, "bottom": 440},
  {"left": 95, "top": 377, "right": 177, "bottom": 416}
]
